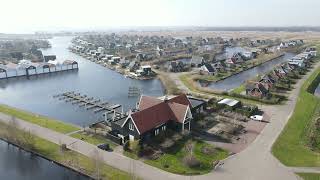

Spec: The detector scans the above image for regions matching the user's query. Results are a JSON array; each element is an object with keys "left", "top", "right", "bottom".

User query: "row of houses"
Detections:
[
  {"left": 287, "top": 47, "right": 317, "bottom": 67},
  {"left": 245, "top": 47, "right": 317, "bottom": 98}
]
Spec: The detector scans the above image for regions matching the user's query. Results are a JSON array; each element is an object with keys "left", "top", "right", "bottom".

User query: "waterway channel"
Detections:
[
  {"left": 0, "top": 36, "right": 165, "bottom": 126},
  {"left": 0, "top": 140, "right": 89, "bottom": 180},
  {"left": 204, "top": 52, "right": 295, "bottom": 91}
]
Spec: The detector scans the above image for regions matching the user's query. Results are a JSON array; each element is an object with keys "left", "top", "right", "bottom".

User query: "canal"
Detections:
[
  {"left": 0, "top": 140, "right": 89, "bottom": 180},
  {"left": 0, "top": 36, "right": 165, "bottom": 126},
  {"left": 204, "top": 52, "right": 295, "bottom": 91}
]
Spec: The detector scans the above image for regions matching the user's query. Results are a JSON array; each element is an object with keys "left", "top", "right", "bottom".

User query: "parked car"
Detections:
[
  {"left": 97, "top": 143, "right": 112, "bottom": 152},
  {"left": 250, "top": 115, "right": 263, "bottom": 121}
]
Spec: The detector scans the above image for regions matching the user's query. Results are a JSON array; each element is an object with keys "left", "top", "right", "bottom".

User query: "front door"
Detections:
[{"left": 129, "top": 134, "right": 135, "bottom": 141}]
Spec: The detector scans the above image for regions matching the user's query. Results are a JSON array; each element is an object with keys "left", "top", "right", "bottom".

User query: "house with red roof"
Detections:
[{"left": 110, "top": 94, "right": 206, "bottom": 142}]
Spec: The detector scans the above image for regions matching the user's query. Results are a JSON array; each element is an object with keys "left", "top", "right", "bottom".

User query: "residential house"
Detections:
[
  {"left": 200, "top": 63, "right": 215, "bottom": 75},
  {"left": 259, "top": 74, "right": 276, "bottom": 90},
  {"left": 191, "top": 56, "right": 204, "bottom": 67},
  {"left": 128, "top": 60, "right": 140, "bottom": 72},
  {"left": 119, "top": 59, "right": 130, "bottom": 68},
  {"left": 110, "top": 94, "right": 206, "bottom": 142},
  {"left": 211, "top": 62, "right": 225, "bottom": 72},
  {"left": 245, "top": 82, "right": 270, "bottom": 98},
  {"left": 169, "top": 61, "right": 186, "bottom": 72}
]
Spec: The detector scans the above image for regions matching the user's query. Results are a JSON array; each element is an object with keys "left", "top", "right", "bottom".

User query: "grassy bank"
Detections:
[
  {"left": 71, "top": 131, "right": 117, "bottom": 148},
  {"left": 0, "top": 121, "right": 133, "bottom": 180},
  {"left": 195, "top": 52, "right": 284, "bottom": 83},
  {"left": 297, "top": 173, "right": 320, "bottom": 180},
  {"left": 272, "top": 67, "right": 320, "bottom": 167},
  {"left": 156, "top": 70, "right": 183, "bottom": 95},
  {"left": 179, "top": 73, "right": 282, "bottom": 105},
  {"left": 0, "top": 104, "right": 79, "bottom": 134}
]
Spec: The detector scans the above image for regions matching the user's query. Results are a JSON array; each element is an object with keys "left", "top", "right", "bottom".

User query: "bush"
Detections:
[
  {"left": 201, "top": 146, "right": 216, "bottom": 155},
  {"left": 183, "top": 155, "right": 201, "bottom": 168}
]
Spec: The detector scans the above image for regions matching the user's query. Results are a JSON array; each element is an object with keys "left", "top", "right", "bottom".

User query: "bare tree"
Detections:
[{"left": 91, "top": 148, "right": 103, "bottom": 180}]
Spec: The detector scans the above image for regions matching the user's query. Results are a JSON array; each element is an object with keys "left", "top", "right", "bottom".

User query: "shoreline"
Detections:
[
  {"left": 69, "top": 49, "right": 156, "bottom": 81},
  {"left": 199, "top": 53, "right": 285, "bottom": 84},
  {"left": 0, "top": 137, "right": 95, "bottom": 180}
]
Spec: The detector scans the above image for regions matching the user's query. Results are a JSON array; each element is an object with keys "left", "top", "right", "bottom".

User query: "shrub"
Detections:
[
  {"left": 183, "top": 154, "right": 201, "bottom": 168},
  {"left": 201, "top": 146, "right": 216, "bottom": 155}
]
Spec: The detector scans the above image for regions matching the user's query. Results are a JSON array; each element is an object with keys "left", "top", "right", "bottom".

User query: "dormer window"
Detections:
[{"left": 129, "top": 122, "right": 134, "bottom": 131}]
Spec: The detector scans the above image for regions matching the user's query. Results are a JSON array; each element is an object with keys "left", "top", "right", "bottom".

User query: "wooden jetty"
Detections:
[
  {"left": 128, "top": 86, "right": 141, "bottom": 97},
  {"left": 53, "top": 91, "right": 125, "bottom": 121}
]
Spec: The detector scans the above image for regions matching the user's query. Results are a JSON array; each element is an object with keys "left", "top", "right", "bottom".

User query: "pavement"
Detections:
[{"left": 0, "top": 62, "right": 319, "bottom": 180}]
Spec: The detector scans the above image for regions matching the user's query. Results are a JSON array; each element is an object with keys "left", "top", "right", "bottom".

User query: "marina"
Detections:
[{"left": 0, "top": 36, "right": 165, "bottom": 126}]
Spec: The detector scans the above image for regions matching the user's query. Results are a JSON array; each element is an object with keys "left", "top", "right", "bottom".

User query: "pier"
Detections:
[{"left": 53, "top": 91, "right": 126, "bottom": 122}]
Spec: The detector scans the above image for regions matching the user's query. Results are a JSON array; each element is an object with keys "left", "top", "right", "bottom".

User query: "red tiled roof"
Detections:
[
  {"left": 131, "top": 94, "right": 190, "bottom": 134},
  {"left": 138, "top": 96, "right": 163, "bottom": 110},
  {"left": 168, "top": 94, "right": 192, "bottom": 107},
  {"left": 168, "top": 102, "right": 188, "bottom": 123}
]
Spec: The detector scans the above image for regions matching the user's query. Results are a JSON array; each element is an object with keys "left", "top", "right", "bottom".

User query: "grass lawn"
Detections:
[
  {"left": 272, "top": 67, "right": 320, "bottom": 167},
  {"left": 71, "top": 131, "right": 117, "bottom": 148},
  {"left": 0, "top": 122, "right": 133, "bottom": 180},
  {"left": 144, "top": 140, "right": 228, "bottom": 175},
  {"left": 0, "top": 104, "right": 79, "bottom": 134},
  {"left": 231, "top": 84, "right": 245, "bottom": 94},
  {"left": 297, "top": 173, "right": 320, "bottom": 180},
  {"left": 179, "top": 73, "right": 278, "bottom": 105}
]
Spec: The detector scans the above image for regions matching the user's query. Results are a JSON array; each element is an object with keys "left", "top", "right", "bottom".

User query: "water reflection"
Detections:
[
  {"left": 0, "top": 36, "right": 164, "bottom": 126},
  {"left": 0, "top": 140, "right": 89, "bottom": 180},
  {"left": 205, "top": 53, "right": 295, "bottom": 91}
]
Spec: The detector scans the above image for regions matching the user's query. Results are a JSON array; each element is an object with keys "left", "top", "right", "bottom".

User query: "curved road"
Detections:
[{"left": 0, "top": 62, "right": 319, "bottom": 180}]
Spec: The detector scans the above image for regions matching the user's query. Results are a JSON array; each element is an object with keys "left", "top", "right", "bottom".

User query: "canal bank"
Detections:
[
  {"left": 205, "top": 52, "right": 294, "bottom": 91},
  {"left": 0, "top": 36, "right": 165, "bottom": 127},
  {"left": 0, "top": 137, "right": 93, "bottom": 180}
]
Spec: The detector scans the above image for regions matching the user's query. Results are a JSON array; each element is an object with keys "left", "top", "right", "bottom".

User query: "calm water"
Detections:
[
  {"left": 0, "top": 36, "right": 164, "bottom": 126},
  {"left": 205, "top": 53, "right": 295, "bottom": 91},
  {"left": 0, "top": 140, "right": 89, "bottom": 180}
]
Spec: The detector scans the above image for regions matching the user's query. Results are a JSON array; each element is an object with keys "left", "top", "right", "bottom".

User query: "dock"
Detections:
[{"left": 53, "top": 91, "right": 126, "bottom": 122}]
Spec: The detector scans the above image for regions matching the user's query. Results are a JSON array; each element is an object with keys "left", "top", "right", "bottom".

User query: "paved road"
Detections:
[{"left": 0, "top": 62, "right": 319, "bottom": 180}]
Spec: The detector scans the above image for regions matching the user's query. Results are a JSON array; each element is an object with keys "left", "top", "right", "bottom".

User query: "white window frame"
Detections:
[
  {"left": 162, "top": 125, "right": 166, "bottom": 131},
  {"left": 129, "top": 122, "right": 134, "bottom": 131},
  {"left": 155, "top": 129, "right": 160, "bottom": 136}
]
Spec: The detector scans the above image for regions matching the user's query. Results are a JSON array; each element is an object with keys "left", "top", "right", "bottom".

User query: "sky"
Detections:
[{"left": 1, "top": 0, "right": 320, "bottom": 33}]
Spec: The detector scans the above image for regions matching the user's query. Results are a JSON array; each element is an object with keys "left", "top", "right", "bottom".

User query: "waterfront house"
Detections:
[
  {"left": 128, "top": 60, "right": 140, "bottom": 72},
  {"left": 259, "top": 74, "right": 276, "bottom": 90},
  {"left": 140, "top": 65, "right": 152, "bottom": 76},
  {"left": 191, "top": 56, "right": 204, "bottom": 67},
  {"left": 169, "top": 61, "right": 186, "bottom": 72},
  {"left": 305, "top": 47, "right": 317, "bottom": 57},
  {"left": 245, "top": 82, "right": 269, "bottom": 98},
  {"left": 211, "top": 62, "right": 225, "bottom": 72},
  {"left": 110, "top": 94, "right": 206, "bottom": 142},
  {"left": 200, "top": 63, "right": 215, "bottom": 75},
  {"left": 119, "top": 59, "right": 130, "bottom": 68}
]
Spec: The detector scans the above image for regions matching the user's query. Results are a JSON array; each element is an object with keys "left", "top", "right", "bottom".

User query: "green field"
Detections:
[
  {"left": 144, "top": 140, "right": 228, "bottom": 175},
  {"left": 0, "top": 104, "right": 79, "bottom": 134},
  {"left": 297, "top": 173, "right": 320, "bottom": 180},
  {"left": 272, "top": 67, "right": 320, "bottom": 166},
  {"left": 0, "top": 122, "right": 133, "bottom": 180}
]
